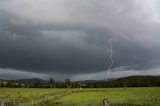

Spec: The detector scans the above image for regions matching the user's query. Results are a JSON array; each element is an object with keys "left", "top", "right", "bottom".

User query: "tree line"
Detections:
[
  {"left": 0, "top": 76, "right": 160, "bottom": 88},
  {"left": 81, "top": 76, "right": 160, "bottom": 88},
  {"left": 0, "top": 78, "right": 80, "bottom": 88}
]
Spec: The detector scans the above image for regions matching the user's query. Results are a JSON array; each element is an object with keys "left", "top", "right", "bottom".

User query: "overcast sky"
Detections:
[{"left": 0, "top": 0, "right": 160, "bottom": 81}]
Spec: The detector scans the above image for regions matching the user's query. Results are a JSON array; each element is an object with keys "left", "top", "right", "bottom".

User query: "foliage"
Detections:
[
  {"left": 48, "top": 78, "right": 56, "bottom": 88},
  {"left": 59, "top": 88, "right": 160, "bottom": 106},
  {"left": 0, "top": 76, "right": 159, "bottom": 88},
  {"left": 80, "top": 76, "right": 160, "bottom": 88},
  {"left": 0, "top": 88, "right": 159, "bottom": 106},
  {"left": 64, "top": 78, "right": 72, "bottom": 88}
]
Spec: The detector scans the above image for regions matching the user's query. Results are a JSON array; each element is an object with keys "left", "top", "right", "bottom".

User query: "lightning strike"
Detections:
[{"left": 106, "top": 39, "right": 113, "bottom": 81}]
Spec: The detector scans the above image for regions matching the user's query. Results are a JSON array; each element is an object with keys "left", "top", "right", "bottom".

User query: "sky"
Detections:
[{"left": 0, "top": 0, "right": 160, "bottom": 81}]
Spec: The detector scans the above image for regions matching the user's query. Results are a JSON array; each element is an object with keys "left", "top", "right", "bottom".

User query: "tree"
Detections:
[
  {"left": 64, "top": 78, "right": 72, "bottom": 88},
  {"left": 122, "top": 77, "right": 128, "bottom": 88},
  {"left": 72, "top": 82, "right": 80, "bottom": 88},
  {"left": 34, "top": 80, "right": 41, "bottom": 88},
  {"left": 18, "top": 83, "right": 22, "bottom": 88},
  {"left": 0, "top": 82, "right": 4, "bottom": 87},
  {"left": 48, "top": 78, "right": 56, "bottom": 88},
  {"left": 6, "top": 81, "right": 12, "bottom": 87}
]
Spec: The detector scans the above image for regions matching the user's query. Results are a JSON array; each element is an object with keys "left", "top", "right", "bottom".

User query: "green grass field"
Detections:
[{"left": 0, "top": 87, "right": 159, "bottom": 106}]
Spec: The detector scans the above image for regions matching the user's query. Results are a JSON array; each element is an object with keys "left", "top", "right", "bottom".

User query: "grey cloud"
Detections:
[
  {"left": 0, "top": 68, "right": 49, "bottom": 80},
  {"left": 0, "top": 0, "right": 160, "bottom": 79}
]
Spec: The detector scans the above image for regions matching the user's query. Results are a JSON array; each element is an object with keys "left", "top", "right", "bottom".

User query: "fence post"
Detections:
[
  {"left": 32, "top": 98, "right": 34, "bottom": 106},
  {"left": 0, "top": 99, "right": 5, "bottom": 106},
  {"left": 102, "top": 99, "right": 109, "bottom": 106}
]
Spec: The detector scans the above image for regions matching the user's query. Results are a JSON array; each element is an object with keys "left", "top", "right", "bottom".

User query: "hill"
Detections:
[
  {"left": 81, "top": 75, "right": 160, "bottom": 88},
  {"left": 11, "top": 78, "right": 48, "bottom": 85},
  {"left": 0, "top": 75, "right": 160, "bottom": 88}
]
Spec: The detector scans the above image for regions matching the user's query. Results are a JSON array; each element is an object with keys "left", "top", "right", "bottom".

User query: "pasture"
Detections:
[{"left": 0, "top": 87, "right": 159, "bottom": 106}]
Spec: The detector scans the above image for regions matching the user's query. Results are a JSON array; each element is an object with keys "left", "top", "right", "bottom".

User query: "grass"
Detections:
[
  {"left": 59, "top": 87, "right": 160, "bottom": 106},
  {"left": 0, "top": 88, "right": 68, "bottom": 106},
  {"left": 0, "top": 87, "right": 159, "bottom": 106}
]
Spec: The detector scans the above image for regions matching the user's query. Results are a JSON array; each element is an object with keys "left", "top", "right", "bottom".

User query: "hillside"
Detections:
[
  {"left": 80, "top": 75, "right": 160, "bottom": 88},
  {"left": 11, "top": 78, "right": 48, "bottom": 85},
  {"left": 0, "top": 75, "right": 160, "bottom": 88}
]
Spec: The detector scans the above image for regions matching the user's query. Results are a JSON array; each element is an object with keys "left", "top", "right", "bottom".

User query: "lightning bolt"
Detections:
[{"left": 106, "top": 39, "right": 113, "bottom": 81}]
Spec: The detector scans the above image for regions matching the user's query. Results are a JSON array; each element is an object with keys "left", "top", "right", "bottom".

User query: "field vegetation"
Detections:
[{"left": 0, "top": 87, "right": 159, "bottom": 106}]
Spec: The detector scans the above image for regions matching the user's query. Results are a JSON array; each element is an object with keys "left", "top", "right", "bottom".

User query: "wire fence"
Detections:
[
  {"left": 0, "top": 98, "right": 153, "bottom": 106},
  {"left": 0, "top": 90, "right": 73, "bottom": 106}
]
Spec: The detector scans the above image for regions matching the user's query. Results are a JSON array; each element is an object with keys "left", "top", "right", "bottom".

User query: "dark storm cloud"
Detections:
[{"left": 0, "top": 0, "right": 160, "bottom": 77}]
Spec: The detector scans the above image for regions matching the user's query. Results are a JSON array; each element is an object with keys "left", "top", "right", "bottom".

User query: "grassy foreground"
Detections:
[
  {"left": 0, "top": 87, "right": 159, "bottom": 106},
  {"left": 59, "top": 87, "right": 160, "bottom": 106}
]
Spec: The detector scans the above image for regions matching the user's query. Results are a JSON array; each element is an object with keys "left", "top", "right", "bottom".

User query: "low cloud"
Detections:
[{"left": 0, "top": 0, "right": 160, "bottom": 80}]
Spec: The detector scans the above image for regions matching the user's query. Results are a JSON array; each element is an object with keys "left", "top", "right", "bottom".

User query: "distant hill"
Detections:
[
  {"left": 78, "top": 78, "right": 117, "bottom": 84},
  {"left": 0, "top": 78, "right": 116, "bottom": 85},
  {"left": 90, "top": 75, "right": 160, "bottom": 88},
  {"left": 0, "top": 75, "right": 160, "bottom": 87},
  {"left": 11, "top": 78, "right": 48, "bottom": 85},
  {"left": 0, "top": 78, "right": 48, "bottom": 85},
  {"left": 114, "top": 75, "right": 160, "bottom": 87}
]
